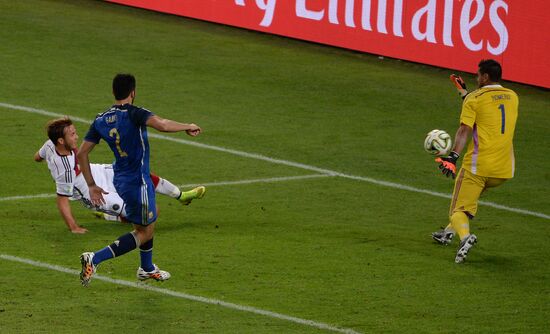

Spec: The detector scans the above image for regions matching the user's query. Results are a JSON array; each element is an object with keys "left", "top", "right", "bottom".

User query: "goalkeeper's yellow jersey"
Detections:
[{"left": 460, "top": 85, "right": 519, "bottom": 179}]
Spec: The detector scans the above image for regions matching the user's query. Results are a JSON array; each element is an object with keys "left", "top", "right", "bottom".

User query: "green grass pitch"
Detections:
[{"left": 1, "top": 0, "right": 549, "bottom": 333}]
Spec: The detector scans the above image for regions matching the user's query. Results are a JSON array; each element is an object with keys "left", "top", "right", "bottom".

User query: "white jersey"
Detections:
[{"left": 38, "top": 140, "right": 125, "bottom": 216}]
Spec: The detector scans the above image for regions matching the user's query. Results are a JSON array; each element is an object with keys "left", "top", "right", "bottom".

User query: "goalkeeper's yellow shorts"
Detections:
[{"left": 449, "top": 168, "right": 508, "bottom": 218}]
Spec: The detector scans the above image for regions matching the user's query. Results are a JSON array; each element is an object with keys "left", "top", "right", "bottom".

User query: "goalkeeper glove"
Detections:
[
  {"left": 435, "top": 151, "right": 460, "bottom": 179},
  {"left": 450, "top": 74, "right": 468, "bottom": 99}
]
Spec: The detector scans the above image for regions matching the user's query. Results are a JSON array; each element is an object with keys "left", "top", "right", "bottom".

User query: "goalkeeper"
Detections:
[{"left": 431, "top": 59, "right": 519, "bottom": 263}]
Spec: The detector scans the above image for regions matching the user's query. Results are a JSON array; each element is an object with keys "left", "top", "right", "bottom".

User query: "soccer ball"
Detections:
[{"left": 424, "top": 129, "right": 452, "bottom": 156}]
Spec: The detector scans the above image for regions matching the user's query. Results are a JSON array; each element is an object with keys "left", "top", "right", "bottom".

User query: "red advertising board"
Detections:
[{"left": 106, "top": 0, "right": 550, "bottom": 88}]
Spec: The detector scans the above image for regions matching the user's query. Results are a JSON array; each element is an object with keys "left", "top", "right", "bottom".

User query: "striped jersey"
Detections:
[
  {"left": 84, "top": 104, "right": 154, "bottom": 188},
  {"left": 460, "top": 85, "right": 519, "bottom": 178},
  {"left": 38, "top": 140, "right": 122, "bottom": 215},
  {"left": 38, "top": 139, "right": 83, "bottom": 197}
]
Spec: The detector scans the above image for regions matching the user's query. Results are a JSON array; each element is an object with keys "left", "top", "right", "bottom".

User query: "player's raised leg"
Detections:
[
  {"left": 150, "top": 173, "right": 206, "bottom": 206},
  {"left": 178, "top": 186, "right": 206, "bottom": 206}
]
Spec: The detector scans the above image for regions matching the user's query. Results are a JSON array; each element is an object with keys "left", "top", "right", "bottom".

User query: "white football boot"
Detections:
[
  {"left": 455, "top": 234, "right": 477, "bottom": 263},
  {"left": 432, "top": 229, "right": 455, "bottom": 245},
  {"left": 137, "top": 264, "right": 171, "bottom": 281},
  {"left": 80, "top": 252, "right": 97, "bottom": 287}
]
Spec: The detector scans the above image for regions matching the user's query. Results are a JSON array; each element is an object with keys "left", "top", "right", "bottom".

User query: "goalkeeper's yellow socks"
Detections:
[{"left": 450, "top": 211, "right": 470, "bottom": 240}]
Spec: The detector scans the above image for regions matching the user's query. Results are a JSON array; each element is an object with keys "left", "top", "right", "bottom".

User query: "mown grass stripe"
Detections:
[
  {"left": 2, "top": 101, "right": 548, "bottom": 220},
  {"left": 0, "top": 254, "right": 362, "bottom": 334}
]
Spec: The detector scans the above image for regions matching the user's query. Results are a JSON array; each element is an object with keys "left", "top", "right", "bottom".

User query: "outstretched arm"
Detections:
[
  {"left": 56, "top": 195, "right": 88, "bottom": 234},
  {"left": 146, "top": 115, "right": 201, "bottom": 136},
  {"left": 34, "top": 151, "right": 44, "bottom": 162},
  {"left": 77, "top": 141, "right": 108, "bottom": 205}
]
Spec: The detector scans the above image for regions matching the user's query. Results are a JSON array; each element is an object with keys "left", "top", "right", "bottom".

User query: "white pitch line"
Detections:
[
  {"left": 178, "top": 174, "right": 332, "bottom": 188},
  {"left": 0, "top": 193, "right": 56, "bottom": 201},
  {"left": 0, "top": 102, "right": 337, "bottom": 176},
  {"left": 0, "top": 102, "right": 91, "bottom": 124},
  {"left": 0, "top": 254, "right": 361, "bottom": 334},
  {"left": 0, "top": 174, "right": 330, "bottom": 202},
  {"left": 2, "top": 102, "right": 549, "bottom": 220}
]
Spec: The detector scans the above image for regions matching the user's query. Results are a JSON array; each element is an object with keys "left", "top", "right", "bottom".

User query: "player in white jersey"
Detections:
[{"left": 34, "top": 118, "right": 205, "bottom": 234}]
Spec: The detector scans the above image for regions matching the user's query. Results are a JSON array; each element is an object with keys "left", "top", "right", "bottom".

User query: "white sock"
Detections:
[{"left": 155, "top": 178, "right": 182, "bottom": 198}]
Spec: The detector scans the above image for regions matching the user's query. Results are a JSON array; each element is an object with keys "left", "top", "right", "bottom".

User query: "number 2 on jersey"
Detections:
[
  {"left": 109, "top": 128, "right": 128, "bottom": 157},
  {"left": 498, "top": 104, "right": 506, "bottom": 134}
]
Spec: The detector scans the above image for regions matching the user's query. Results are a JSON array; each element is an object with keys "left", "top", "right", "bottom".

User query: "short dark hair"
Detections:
[
  {"left": 46, "top": 117, "right": 73, "bottom": 145},
  {"left": 112, "top": 73, "right": 136, "bottom": 100},
  {"left": 478, "top": 59, "right": 502, "bottom": 82}
]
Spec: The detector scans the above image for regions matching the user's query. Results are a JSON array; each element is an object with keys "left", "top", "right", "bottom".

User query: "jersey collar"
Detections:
[
  {"left": 113, "top": 103, "right": 131, "bottom": 108},
  {"left": 481, "top": 84, "right": 503, "bottom": 88},
  {"left": 55, "top": 148, "right": 73, "bottom": 157}
]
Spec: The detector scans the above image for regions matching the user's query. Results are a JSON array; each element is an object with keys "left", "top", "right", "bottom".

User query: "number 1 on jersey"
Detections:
[
  {"left": 498, "top": 104, "right": 506, "bottom": 134},
  {"left": 109, "top": 128, "right": 128, "bottom": 157}
]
